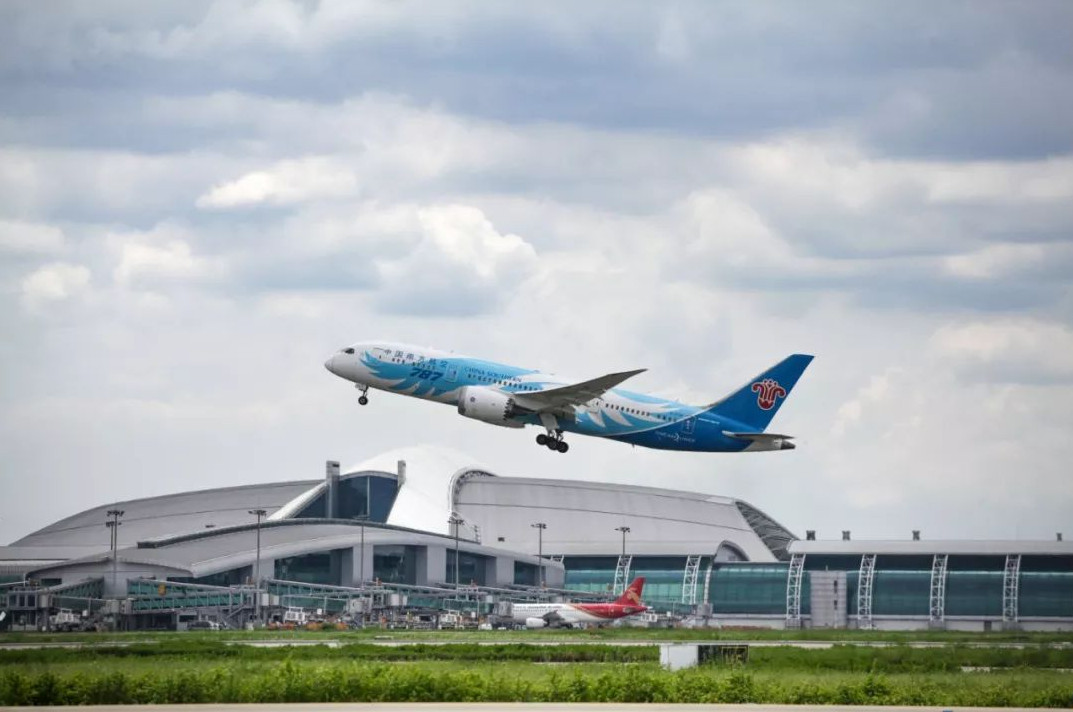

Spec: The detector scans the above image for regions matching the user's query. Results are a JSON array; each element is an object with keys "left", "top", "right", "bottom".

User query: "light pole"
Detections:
[
  {"left": 249, "top": 509, "right": 266, "bottom": 621},
  {"left": 531, "top": 522, "right": 547, "bottom": 587},
  {"left": 615, "top": 525, "right": 630, "bottom": 558},
  {"left": 355, "top": 514, "right": 369, "bottom": 587},
  {"left": 448, "top": 515, "right": 464, "bottom": 589},
  {"left": 615, "top": 525, "right": 631, "bottom": 595},
  {"left": 105, "top": 509, "right": 124, "bottom": 597}
]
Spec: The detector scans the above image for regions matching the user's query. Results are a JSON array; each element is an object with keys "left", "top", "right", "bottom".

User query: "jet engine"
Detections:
[
  {"left": 457, "top": 386, "right": 524, "bottom": 428},
  {"left": 524, "top": 617, "right": 547, "bottom": 629}
]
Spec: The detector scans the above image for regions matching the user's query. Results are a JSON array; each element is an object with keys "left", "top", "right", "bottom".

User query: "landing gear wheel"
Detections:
[
  {"left": 536, "top": 433, "right": 548, "bottom": 446},
  {"left": 358, "top": 395, "right": 369, "bottom": 406},
  {"left": 545, "top": 439, "right": 559, "bottom": 450},
  {"left": 556, "top": 441, "right": 569, "bottom": 453}
]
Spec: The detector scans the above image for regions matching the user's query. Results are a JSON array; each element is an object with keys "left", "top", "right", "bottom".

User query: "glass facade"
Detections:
[
  {"left": 945, "top": 571, "right": 1004, "bottom": 616},
  {"left": 446, "top": 550, "right": 486, "bottom": 586},
  {"left": 562, "top": 556, "right": 616, "bottom": 596},
  {"left": 170, "top": 567, "right": 251, "bottom": 587},
  {"left": 871, "top": 570, "right": 930, "bottom": 615},
  {"left": 561, "top": 557, "right": 797, "bottom": 612},
  {"left": 275, "top": 552, "right": 338, "bottom": 585},
  {"left": 514, "top": 560, "right": 539, "bottom": 586},
  {"left": 294, "top": 474, "right": 399, "bottom": 522},
  {"left": 373, "top": 545, "right": 417, "bottom": 585},
  {"left": 558, "top": 553, "right": 1073, "bottom": 621},
  {"left": 709, "top": 564, "right": 794, "bottom": 614},
  {"left": 1020, "top": 572, "right": 1073, "bottom": 617},
  {"left": 296, "top": 491, "right": 326, "bottom": 518}
]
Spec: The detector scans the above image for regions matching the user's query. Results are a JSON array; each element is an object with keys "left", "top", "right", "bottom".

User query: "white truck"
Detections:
[{"left": 49, "top": 609, "right": 81, "bottom": 632}]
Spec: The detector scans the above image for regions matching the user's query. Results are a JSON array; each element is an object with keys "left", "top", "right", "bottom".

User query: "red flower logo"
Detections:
[{"left": 751, "top": 378, "right": 787, "bottom": 410}]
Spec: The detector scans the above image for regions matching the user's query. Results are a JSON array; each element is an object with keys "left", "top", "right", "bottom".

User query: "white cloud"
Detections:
[
  {"left": 416, "top": 204, "right": 535, "bottom": 280},
  {"left": 3, "top": 5, "right": 1073, "bottom": 546},
  {"left": 831, "top": 369, "right": 902, "bottom": 438},
  {"left": 931, "top": 319, "right": 1073, "bottom": 383},
  {"left": 196, "top": 157, "right": 359, "bottom": 208},
  {"left": 923, "top": 157, "right": 1073, "bottom": 205},
  {"left": 944, "top": 243, "right": 1047, "bottom": 279},
  {"left": 19, "top": 262, "right": 91, "bottom": 308},
  {"left": 0, "top": 219, "right": 65, "bottom": 254},
  {"left": 375, "top": 204, "right": 538, "bottom": 315},
  {"left": 110, "top": 224, "right": 226, "bottom": 288}
]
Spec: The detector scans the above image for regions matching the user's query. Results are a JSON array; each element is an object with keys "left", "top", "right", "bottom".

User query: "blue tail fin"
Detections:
[{"left": 705, "top": 354, "right": 814, "bottom": 431}]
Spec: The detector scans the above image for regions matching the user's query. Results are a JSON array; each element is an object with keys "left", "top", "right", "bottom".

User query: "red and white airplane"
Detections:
[{"left": 511, "top": 578, "right": 647, "bottom": 628}]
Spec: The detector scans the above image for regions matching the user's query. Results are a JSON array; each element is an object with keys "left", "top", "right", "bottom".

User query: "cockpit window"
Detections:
[{"left": 343, "top": 348, "right": 355, "bottom": 354}]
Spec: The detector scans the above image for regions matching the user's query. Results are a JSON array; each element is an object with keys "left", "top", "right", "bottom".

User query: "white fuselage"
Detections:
[{"left": 511, "top": 603, "right": 598, "bottom": 625}]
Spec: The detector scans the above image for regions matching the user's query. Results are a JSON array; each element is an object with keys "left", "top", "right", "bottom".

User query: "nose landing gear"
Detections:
[
  {"left": 356, "top": 383, "right": 370, "bottom": 406},
  {"left": 536, "top": 431, "right": 569, "bottom": 453}
]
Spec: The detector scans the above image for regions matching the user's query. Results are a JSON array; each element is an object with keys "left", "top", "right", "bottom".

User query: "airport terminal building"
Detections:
[{"left": 2, "top": 446, "right": 1071, "bottom": 631}]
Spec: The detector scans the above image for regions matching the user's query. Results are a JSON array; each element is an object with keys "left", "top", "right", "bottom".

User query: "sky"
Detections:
[{"left": 2, "top": 1, "right": 1072, "bottom": 545}]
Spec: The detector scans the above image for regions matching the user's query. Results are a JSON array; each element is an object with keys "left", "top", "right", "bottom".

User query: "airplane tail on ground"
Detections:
[
  {"left": 704, "top": 354, "right": 814, "bottom": 432},
  {"left": 614, "top": 577, "right": 645, "bottom": 605}
]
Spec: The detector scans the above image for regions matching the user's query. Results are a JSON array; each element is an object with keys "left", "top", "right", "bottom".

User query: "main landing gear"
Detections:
[
  {"left": 356, "top": 383, "right": 369, "bottom": 406},
  {"left": 536, "top": 431, "right": 569, "bottom": 453}
]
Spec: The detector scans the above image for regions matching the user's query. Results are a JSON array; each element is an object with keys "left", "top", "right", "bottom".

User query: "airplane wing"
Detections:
[
  {"left": 543, "top": 609, "right": 565, "bottom": 624},
  {"left": 513, "top": 369, "right": 647, "bottom": 413}
]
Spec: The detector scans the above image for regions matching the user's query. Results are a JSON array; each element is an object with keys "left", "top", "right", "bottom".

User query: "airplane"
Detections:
[
  {"left": 324, "top": 341, "right": 813, "bottom": 454},
  {"left": 511, "top": 577, "right": 648, "bottom": 628}
]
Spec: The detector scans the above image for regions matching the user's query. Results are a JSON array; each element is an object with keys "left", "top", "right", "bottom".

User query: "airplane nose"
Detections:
[{"left": 324, "top": 355, "right": 337, "bottom": 375}]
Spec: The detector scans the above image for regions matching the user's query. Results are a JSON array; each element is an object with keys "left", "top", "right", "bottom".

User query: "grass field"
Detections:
[
  {"left": 1, "top": 637, "right": 1072, "bottom": 706},
  {"left": 3, "top": 625, "right": 1073, "bottom": 645}
]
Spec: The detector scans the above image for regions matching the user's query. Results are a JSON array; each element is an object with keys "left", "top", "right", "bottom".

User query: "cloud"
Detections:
[
  {"left": 110, "top": 223, "right": 227, "bottom": 288},
  {"left": 831, "top": 369, "right": 903, "bottom": 438},
  {"left": 943, "top": 243, "right": 1047, "bottom": 280},
  {"left": 196, "top": 157, "right": 359, "bottom": 209},
  {"left": 931, "top": 319, "right": 1073, "bottom": 384},
  {"left": 0, "top": 219, "right": 65, "bottom": 254},
  {"left": 923, "top": 157, "right": 1073, "bottom": 205},
  {"left": 375, "top": 204, "right": 538, "bottom": 316},
  {"left": 19, "top": 262, "right": 90, "bottom": 308},
  {"left": 1, "top": 2, "right": 1073, "bottom": 546}
]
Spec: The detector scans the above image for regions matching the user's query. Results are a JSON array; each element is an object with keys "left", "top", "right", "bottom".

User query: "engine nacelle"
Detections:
[
  {"left": 457, "top": 386, "right": 523, "bottom": 428},
  {"left": 525, "top": 617, "right": 547, "bottom": 629}
]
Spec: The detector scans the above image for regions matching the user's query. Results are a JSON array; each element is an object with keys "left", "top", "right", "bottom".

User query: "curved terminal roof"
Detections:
[
  {"left": 8, "top": 445, "right": 1073, "bottom": 583},
  {"left": 5, "top": 445, "right": 794, "bottom": 574},
  {"left": 24, "top": 518, "right": 560, "bottom": 583},
  {"left": 339, "top": 445, "right": 497, "bottom": 540},
  {"left": 456, "top": 476, "right": 793, "bottom": 562},
  {"left": 11, "top": 480, "right": 318, "bottom": 551}
]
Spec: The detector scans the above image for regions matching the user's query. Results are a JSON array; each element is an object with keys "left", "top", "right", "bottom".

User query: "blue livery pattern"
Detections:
[{"left": 329, "top": 342, "right": 813, "bottom": 453}]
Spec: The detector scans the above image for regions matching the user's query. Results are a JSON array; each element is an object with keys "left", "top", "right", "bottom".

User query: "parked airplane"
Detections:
[
  {"left": 324, "top": 342, "right": 812, "bottom": 454},
  {"left": 511, "top": 577, "right": 648, "bottom": 628}
]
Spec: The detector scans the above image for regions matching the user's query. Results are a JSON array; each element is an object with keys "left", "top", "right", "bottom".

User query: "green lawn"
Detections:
[
  {"left": 3, "top": 625, "right": 1072, "bottom": 645},
  {"left": 1, "top": 639, "right": 1072, "bottom": 706}
]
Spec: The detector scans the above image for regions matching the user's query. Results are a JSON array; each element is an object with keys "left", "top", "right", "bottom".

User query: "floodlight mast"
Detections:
[
  {"left": 531, "top": 522, "right": 547, "bottom": 587},
  {"left": 615, "top": 525, "right": 631, "bottom": 558},
  {"left": 249, "top": 508, "right": 267, "bottom": 621},
  {"left": 448, "top": 515, "right": 464, "bottom": 589},
  {"left": 105, "top": 509, "right": 124, "bottom": 598}
]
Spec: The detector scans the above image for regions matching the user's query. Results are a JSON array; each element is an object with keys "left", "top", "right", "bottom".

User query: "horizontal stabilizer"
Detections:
[
  {"left": 723, "top": 430, "right": 796, "bottom": 451},
  {"left": 514, "top": 368, "right": 646, "bottom": 412},
  {"left": 723, "top": 431, "right": 794, "bottom": 442}
]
